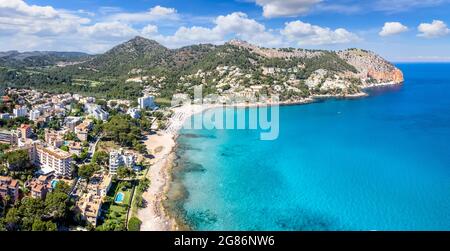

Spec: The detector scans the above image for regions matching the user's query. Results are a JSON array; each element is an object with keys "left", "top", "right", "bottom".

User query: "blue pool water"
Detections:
[
  {"left": 51, "top": 180, "right": 59, "bottom": 189},
  {"left": 115, "top": 192, "right": 124, "bottom": 203},
  {"left": 173, "top": 63, "right": 450, "bottom": 230}
]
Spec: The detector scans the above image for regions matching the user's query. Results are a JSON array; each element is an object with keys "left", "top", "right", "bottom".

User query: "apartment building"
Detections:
[
  {"left": 0, "top": 130, "right": 17, "bottom": 145},
  {"left": 13, "top": 106, "right": 28, "bottom": 118},
  {"left": 35, "top": 145, "right": 73, "bottom": 178},
  {"left": 109, "top": 149, "right": 136, "bottom": 175},
  {"left": 18, "top": 124, "right": 33, "bottom": 139},
  {"left": 138, "top": 95, "right": 156, "bottom": 110}
]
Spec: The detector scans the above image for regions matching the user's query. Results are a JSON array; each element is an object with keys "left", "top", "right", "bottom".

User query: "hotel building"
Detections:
[{"left": 35, "top": 145, "right": 73, "bottom": 178}]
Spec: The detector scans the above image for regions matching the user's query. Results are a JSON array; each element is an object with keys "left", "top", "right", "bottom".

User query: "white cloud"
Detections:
[
  {"left": 281, "top": 20, "right": 360, "bottom": 45},
  {"left": 0, "top": 1, "right": 177, "bottom": 52},
  {"left": 78, "top": 22, "right": 138, "bottom": 39},
  {"left": 254, "top": 0, "right": 322, "bottom": 18},
  {"left": 148, "top": 12, "right": 282, "bottom": 48},
  {"left": 418, "top": 20, "right": 450, "bottom": 38},
  {"left": 379, "top": 22, "right": 408, "bottom": 36},
  {"left": 0, "top": 0, "right": 58, "bottom": 18},
  {"left": 0, "top": 0, "right": 90, "bottom": 36},
  {"left": 106, "top": 5, "right": 178, "bottom": 23},
  {"left": 141, "top": 24, "right": 159, "bottom": 36},
  {"left": 0, "top": 1, "right": 360, "bottom": 53}
]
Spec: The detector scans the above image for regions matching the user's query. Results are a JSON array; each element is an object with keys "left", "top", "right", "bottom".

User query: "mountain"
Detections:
[
  {"left": 0, "top": 51, "right": 92, "bottom": 68},
  {"left": 0, "top": 36, "right": 403, "bottom": 101}
]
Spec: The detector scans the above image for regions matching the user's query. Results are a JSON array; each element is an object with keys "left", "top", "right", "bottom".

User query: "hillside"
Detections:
[
  {"left": 0, "top": 51, "right": 92, "bottom": 68},
  {"left": 0, "top": 36, "right": 403, "bottom": 101}
]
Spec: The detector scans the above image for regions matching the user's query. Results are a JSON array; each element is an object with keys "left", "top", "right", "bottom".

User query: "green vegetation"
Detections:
[
  {"left": 131, "top": 178, "right": 150, "bottom": 215},
  {"left": 78, "top": 163, "right": 100, "bottom": 180},
  {"left": 2, "top": 149, "right": 32, "bottom": 172},
  {"left": 0, "top": 117, "right": 32, "bottom": 130},
  {"left": 100, "top": 114, "right": 150, "bottom": 150},
  {"left": 64, "top": 131, "right": 79, "bottom": 141},
  {"left": 1, "top": 36, "right": 365, "bottom": 101},
  {"left": 127, "top": 217, "right": 141, "bottom": 231},
  {"left": 116, "top": 166, "right": 136, "bottom": 179},
  {"left": 96, "top": 180, "right": 134, "bottom": 231},
  {"left": 0, "top": 189, "right": 73, "bottom": 231},
  {"left": 92, "top": 151, "right": 109, "bottom": 166}
]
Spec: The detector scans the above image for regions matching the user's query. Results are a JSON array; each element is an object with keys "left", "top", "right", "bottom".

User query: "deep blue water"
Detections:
[{"left": 175, "top": 63, "right": 450, "bottom": 230}]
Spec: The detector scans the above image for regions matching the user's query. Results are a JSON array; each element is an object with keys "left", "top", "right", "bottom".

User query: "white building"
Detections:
[
  {"left": 109, "top": 149, "right": 136, "bottom": 175},
  {"left": 29, "top": 109, "right": 41, "bottom": 121},
  {"left": 92, "top": 107, "right": 109, "bottom": 121},
  {"left": 64, "top": 116, "right": 82, "bottom": 131},
  {"left": 138, "top": 96, "right": 156, "bottom": 110},
  {"left": 0, "top": 113, "right": 10, "bottom": 120},
  {"left": 127, "top": 107, "right": 141, "bottom": 119},
  {"left": 13, "top": 106, "right": 28, "bottom": 118},
  {"left": 85, "top": 103, "right": 109, "bottom": 121},
  {"left": 35, "top": 145, "right": 73, "bottom": 178}
]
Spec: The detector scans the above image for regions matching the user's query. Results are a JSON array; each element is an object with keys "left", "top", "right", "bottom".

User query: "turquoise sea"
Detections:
[{"left": 172, "top": 63, "right": 450, "bottom": 230}]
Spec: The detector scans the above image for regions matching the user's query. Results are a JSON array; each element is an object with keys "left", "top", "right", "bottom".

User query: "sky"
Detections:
[{"left": 1, "top": 0, "right": 450, "bottom": 62}]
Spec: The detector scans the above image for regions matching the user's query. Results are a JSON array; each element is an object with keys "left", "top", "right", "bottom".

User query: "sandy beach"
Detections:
[{"left": 137, "top": 104, "right": 211, "bottom": 231}]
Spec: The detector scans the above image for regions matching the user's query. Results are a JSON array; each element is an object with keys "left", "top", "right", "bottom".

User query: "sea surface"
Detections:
[{"left": 171, "top": 63, "right": 450, "bottom": 230}]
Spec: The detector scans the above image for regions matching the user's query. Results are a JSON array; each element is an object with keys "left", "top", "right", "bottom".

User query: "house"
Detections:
[
  {"left": 76, "top": 194, "right": 102, "bottom": 227},
  {"left": 68, "top": 141, "right": 83, "bottom": 156},
  {"left": 28, "top": 174, "right": 53, "bottom": 199},
  {"left": 87, "top": 174, "right": 112, "bottom": 197},
  {"left": 44, "top": 129, "right": 65, "bottom": 148},
  {"left": 0, "top": 176, "right": 20, "bottom": 203},
  {"left": 74, "top": 119, "right": 92, "bottom": 142}
]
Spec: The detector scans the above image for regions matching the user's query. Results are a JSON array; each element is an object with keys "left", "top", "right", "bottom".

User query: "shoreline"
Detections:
[{"left": 137, "top": 81, "right": 402, "bottom": 231}]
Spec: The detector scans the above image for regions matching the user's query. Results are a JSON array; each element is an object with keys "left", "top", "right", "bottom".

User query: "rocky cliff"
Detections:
[{"left": 337, "top": 49, "right": 404, "bottom": 85}]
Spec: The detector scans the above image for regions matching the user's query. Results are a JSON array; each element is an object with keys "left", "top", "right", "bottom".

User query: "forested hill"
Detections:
[
  {"left": 0, "top": 51, "right": 92, "bottom": 68},
  {"left": 0, "top": 36, "right": 403, "bottom": 101}
]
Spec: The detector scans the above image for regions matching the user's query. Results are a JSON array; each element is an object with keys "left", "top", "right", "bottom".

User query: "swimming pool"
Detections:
[
  {"left": 115, "top": 192, "right": 124, "bottom": 203},
  {"left": 51, "top": 180, "right": 59, "bottom": 189}
]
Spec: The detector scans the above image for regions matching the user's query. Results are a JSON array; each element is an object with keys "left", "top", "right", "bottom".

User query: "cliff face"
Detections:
[
  {"left": 337, "top": 49, "right": 404, "bottom": 84},
  {"left": 368, "top": 68, "right": 404, "bottom": 84}
]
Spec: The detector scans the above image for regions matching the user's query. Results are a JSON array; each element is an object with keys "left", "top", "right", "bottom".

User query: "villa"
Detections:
[
  {"left": 75, "top": 193, "right": 103, "bottom": 227},
  {"left": 87, "top": 174, "right": 112, "bottom": 197},
  {"left": 27, "top": 174, "right": 54, "bottom": 199},
  {"left": 0, "top": 176, "right": 20, "bottom": 203},
  {"left": 74, "top": 119, "right": 92, "bottom": 142}
]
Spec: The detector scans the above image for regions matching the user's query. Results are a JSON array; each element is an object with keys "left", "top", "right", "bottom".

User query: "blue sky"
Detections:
[{"left": 1, "top": 0, "right": 450, "bottom": 61}]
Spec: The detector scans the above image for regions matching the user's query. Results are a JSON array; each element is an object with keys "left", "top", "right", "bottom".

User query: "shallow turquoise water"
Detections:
[{"left": 175, "top": 63, "right": 450, "bottom": 230}]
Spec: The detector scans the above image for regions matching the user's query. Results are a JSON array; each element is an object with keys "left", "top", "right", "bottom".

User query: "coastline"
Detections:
[{"left": 137, "top": 81, "right": 402, "bottom": 231}]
